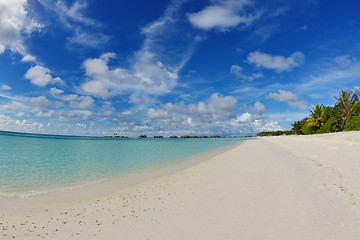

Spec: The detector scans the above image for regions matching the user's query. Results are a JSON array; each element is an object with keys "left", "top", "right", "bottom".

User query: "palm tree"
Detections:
[
  {"left": 334, "top": 90, "right": 359, "bottom": 129},
  {"left": 307, "top": 103, "right": 325, "bottom": 128},
  {"left": 355, "top": 88, "right": 360, "bottom": 98},
  {"left": 291, "top": 121, "right": 302, "bottom": 135}
]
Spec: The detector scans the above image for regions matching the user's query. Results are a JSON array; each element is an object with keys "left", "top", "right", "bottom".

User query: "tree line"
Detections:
[{"left": 257, "top": 88, "right": 360, "bottom": 136}]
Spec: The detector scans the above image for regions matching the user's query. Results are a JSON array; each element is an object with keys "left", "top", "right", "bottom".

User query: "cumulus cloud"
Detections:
[
  {"left": 58, "top": 110, "right": 94, "bottom": 121},
  {"left": 0, "top": 102, "right": 24, "bottom": 113},
  {"left": 24, "top": 65, "right": 63, "bottom": 87},
  {"left": 0, "top": 92, "right": 66, "bottom": 121},
  {"left": 187, "top": 0, "right": 259, "bottom": 31},
  {"left": 80, "top": 52, "right": 177, "bottom": 99},
  {"left": 268, "top": 90, "right": 307, "bottom": 110},
  {"left": 0, "top": 114, "right": 44, "bottom": 132},
  {"left": 147, "top": 93, "right": 237, "bottom": 124},
  {"left": 232, "top": 113, "right": 282, "bottom": 133},
  {"left": 230, "top": 65, "right": 263, "bottom": 81},
  {"left": 128, "top": 94, "right": 152, "bottom": 105},
  {"left": 50, "top": 87, "right": 64, "bottom": 95},
  {"left": 21, "top": 54, "right": 37, "bottom": 63},
  {"left": 254, "top": 101, "right": 265, "bottom": 114},
  {"left": 49, "top": 89, "right": 95, "bottom": 110},
  {"left": 68, "top": 96, "right": 95, "bottom": 110},
  {"left": 97, "top": 102, "right": 115, "bottom": 118},
  {"left": 247, "top": 51, "right": 305, "bottom": 72},
  {"left": 81, "top": 1, "right": 197, "bottom": 99},
  {"left": 235, "top": 112, "right": 252, "bottom": 123},
  {"left": 0, "top": 0, "right": 42, "bottom": 55},
  {"left": 22, "top": 96, "right": 63, "bottom": 112},
  {"left": 110, "top": 93, "right": 279, "bottom": 136}
]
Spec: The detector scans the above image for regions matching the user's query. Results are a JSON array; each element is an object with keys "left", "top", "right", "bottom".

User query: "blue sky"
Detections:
[{"left": 1, "top": 0, "right": 360, "bottom": 136}]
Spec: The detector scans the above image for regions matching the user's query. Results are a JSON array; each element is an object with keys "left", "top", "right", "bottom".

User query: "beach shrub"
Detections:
[
  {"left": 301, "top": 123, "right": 317, "bottom": 135},
  {"left": 323, "top": 106, "right": 340, "bottom": 122},
  {"left": 291, "top": 121, "right": 303, "bottom": 135},
  {"left": 256, "top": 131, "right": 292, "bottom": 136},
  {"left": 343, "top": 115, "right": 360, "bottom": 131},
  {"left": 350, "top": 102, "right": 360, "bottom": 116},
  {"left": 317, "top": 117, "right": 341, "bottom": 134}
]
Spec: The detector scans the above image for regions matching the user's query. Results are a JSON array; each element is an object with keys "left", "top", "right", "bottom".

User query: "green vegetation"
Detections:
[
  {"left": 307, "top": 103, "right": 325, "bottom": 129},
  {"left": 256, "top": 131, "right": 292, "bottom": 137},
  {"left": 297, "top": 89, "right": 360, "bottom": 135},
  {"left": 257, "top": 88, "right": 360, "bottom": 137},
  {"left": 317, "top": 117, "right": 341, "bottom": 134},
  {"left": 344, "top": 115, "right": 360, "bottom": 131}
]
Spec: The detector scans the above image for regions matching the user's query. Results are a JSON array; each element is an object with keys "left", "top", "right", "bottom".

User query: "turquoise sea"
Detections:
[{"left": 0, "top": 131, "right": 244, "bottom": 196}]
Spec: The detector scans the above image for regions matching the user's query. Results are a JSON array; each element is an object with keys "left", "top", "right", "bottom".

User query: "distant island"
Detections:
[{"left": 103, "top": 134, "right": 223, "bottom": 139}]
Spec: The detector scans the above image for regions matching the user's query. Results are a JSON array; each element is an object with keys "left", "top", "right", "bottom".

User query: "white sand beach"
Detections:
[{"left": 1, "top": 131, "right": 360, "bottom": 239}]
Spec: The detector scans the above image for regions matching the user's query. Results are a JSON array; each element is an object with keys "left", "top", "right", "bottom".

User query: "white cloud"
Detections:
[
  {"left": 231, "top": 113, "right": 282, "bottom": 133},
  {"left": 0, "top": 102, "right": 24, "bottom": 113},
  {"left": 0, "top": 0, "right": 42, "bottom": 55},
  {"left": 22, "top": 96, "right": 63, "bottom": 112},
  {"left": 68, "top": 29, "right": 111, "bottom": 48},
  {"left": 235, "top": 112, "right": 252, "bottom": 123},
  {"left": 21, "top": 54, "right": 37, "bottom": 63},
  {"left": 56, "top": 1, "right": 98, "bottom": 27},
  {"left": 78, "top": 1, "right": 198, "bottom": 99},
  {"left": 81, "top": 27, "right": 189, "bottom": 99},
  {"left": 50, "top": 87, "right": 64, "bottom": 95},
  {"left": 128, "top": 93, "right": 152, "bottom": 105},
  {"left": 247, "top": 51, "right": 304, "bottom": 72},
  {"left": 80, "top": 49, "right": 179, "bottom": 98},
  {"left": 50, "top": 90, "right": 95, "bottom": 110},
  {"left": 59, "top": 94, "right": 78, "bottom": 101},
  {"left": 68, "top": 96, "right": 95, "bottom": 110},
  {"left": 187, "top": 0, "right": 259, "bottom": 31},
  {"left": 1, "top": 84, "right": 12, "bottom": 91},
  {"left": 147, "top": 93, "right": 237, "bottom": 123},
  {"left": 268, "top": 90, "right": 307, "bottom": 110},
  {"left": 242, "top": 101, "right": 266, "bottom": 115},
  {"left": 97, "top": 102, "right": 115, "bottom": 118},
  {"left": 148, "top": 108, "right": 170, "bottom": 119},
  {"left": 58, "top": 110, "right": 94, "bottom": 121},
  {"left": 254, "top": 101, "right": 265, "bottom": 113},
  {"left": 35, "top": 110, "right": 55, "bottom": 118},
  {"left": 0, "top": 114, "right": 44, "bottom": 132},
  {"left": 259, "top": 121, "right": 283, "bottom": 132},
  {"left": 230, "top": 65, "right": 263, "bottom": 81},
  {"left": 24, "top": 65, "right": 63, "bottom": 87}
]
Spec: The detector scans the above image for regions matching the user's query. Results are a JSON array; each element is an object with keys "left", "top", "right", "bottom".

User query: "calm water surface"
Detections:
[{"left": 0, "top": 132, "right": 244, "bottom": 195}]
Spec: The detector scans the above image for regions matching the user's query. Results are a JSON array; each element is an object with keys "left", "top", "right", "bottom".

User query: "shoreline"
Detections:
[
  {"left": 0, "top": 137, "right": 244, "bottom": 199},
  {"left": 0, "top": 140, "right": 243, "bottom": 201},
  {"left": 1, "top": 132, "right": 360, "bottom": 239}
]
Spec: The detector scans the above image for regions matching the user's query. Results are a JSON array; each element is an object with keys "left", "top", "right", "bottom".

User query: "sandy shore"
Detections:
[{"left": 1, "top": 132, "right": 360, "bottom": 239}]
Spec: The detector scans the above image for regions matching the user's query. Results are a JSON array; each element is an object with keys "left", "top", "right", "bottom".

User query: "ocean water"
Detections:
[{"left": 0, "top": 132, "right": 244, "bottom": 195}]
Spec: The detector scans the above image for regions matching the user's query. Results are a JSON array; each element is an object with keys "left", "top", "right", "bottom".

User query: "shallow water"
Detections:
[{"left": 0, "top": 132, "right": 244, "bottom": 195}]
